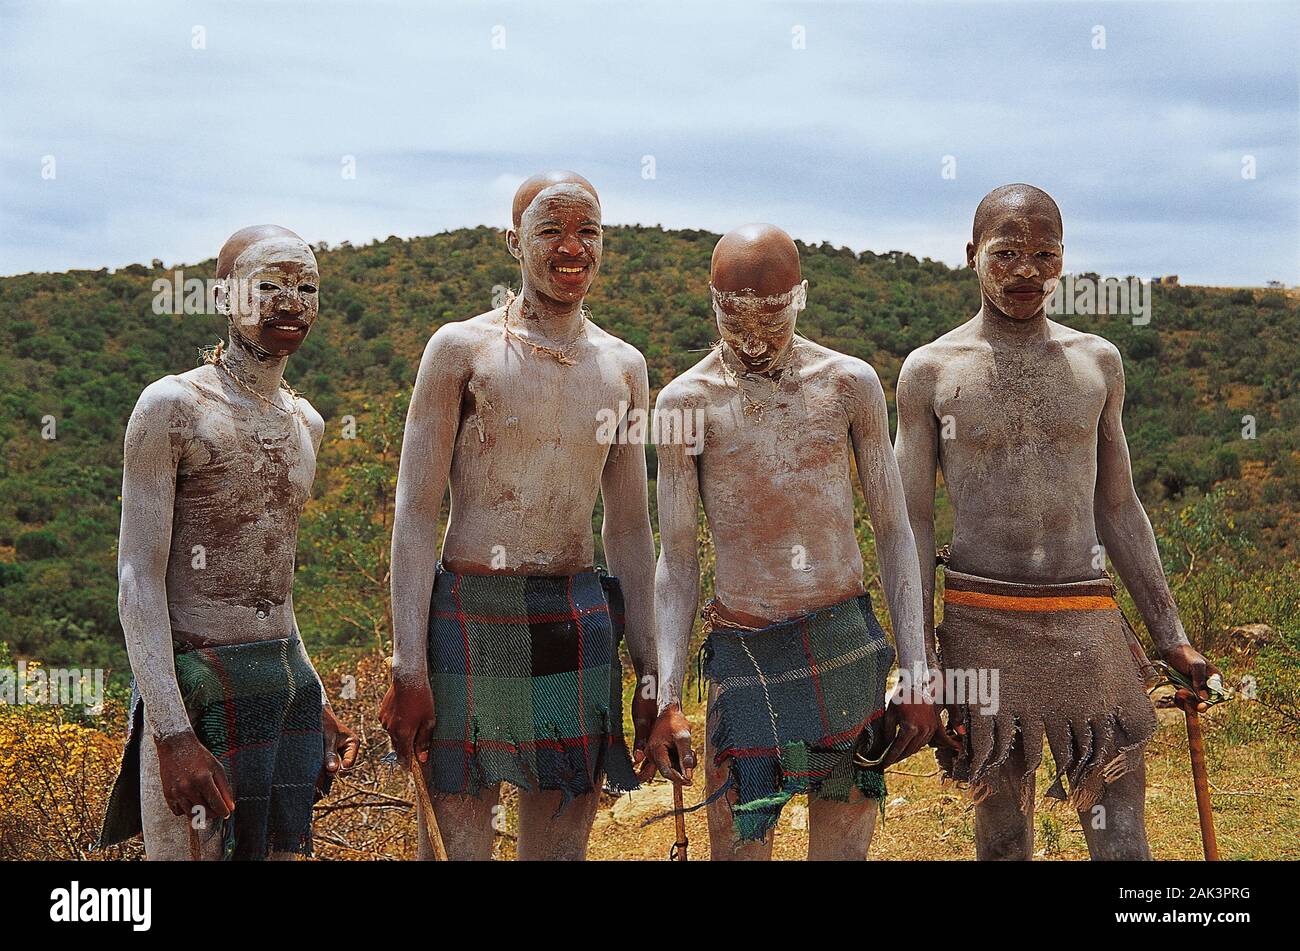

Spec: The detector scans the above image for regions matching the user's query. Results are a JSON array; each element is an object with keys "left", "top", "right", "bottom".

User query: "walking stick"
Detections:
[
  {"left": 410, "top": 759, "right": 449, "bottom": 861},
  {"left": 669, "top": 782, "right": 689, "bottom": 861},
  {"left": 1183, "top": 709, "right": 1219, "bottom": 861},
  {"left": 1118, "top": 603, "right": 1225, "bottom": 860},
  {"left": 382, "top": 750, "right": 448, "bottom": 860},
  {"left": 1153, "top": 661, "right": 1227, "bottom": 861}
]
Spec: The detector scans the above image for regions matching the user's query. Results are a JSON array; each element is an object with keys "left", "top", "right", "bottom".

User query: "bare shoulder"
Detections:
[
  {"left": 428, "top": 310, "right": 500, "bottom": 350},
  {"left": 131, "top": 371, "right": 201, "bottom": 422},
  {"left": 413, "top": 311, "right": 502, "bottom": 379},
  {"left": 586, "top": 321, "right": 648, "bottom": 377},
  {"left": 656, "top": 352, "right": 717, "bottom": 411},
  {"left": 900, "top": 318, "right": 981, "bottom": 384},
  {"left": 898, "top": 345, "right": 940, "bottom": 380},
  {"left": 803, "top": 341, "right": 883, "bottom": 403},
  {"left": 122, "top": 374, "right": 200, "bottom": 463},
  {"left": 811, "top": 340, "right": 879, "bottom": 383},
  {"left": 1053, "top": 322, "right": 1124, "bottom": 376},
  {"left": 293, "top": 394, "right": 326, "bottom": 441}
]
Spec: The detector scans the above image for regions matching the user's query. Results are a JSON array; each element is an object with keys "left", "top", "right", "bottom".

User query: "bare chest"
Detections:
[
  {"left": 175, "top": 405, "right": 316, "bottom": 514},
  {"left": 458, "top": 346, "right": 633, "bottom": 456},
  {"left": 702, "top": 377, "right": 852, "bottom": 480},
  {"left": 933, "top": 349, "right": 1106, "bottom": 456}
]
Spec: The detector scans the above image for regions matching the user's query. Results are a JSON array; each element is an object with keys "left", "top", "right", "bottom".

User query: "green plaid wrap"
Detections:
[
  {"left": 425, "top": 565, "right": 639, "bottom": 804},
  {"left": 98, "top": 636, "right": 325, "bottom": 860},
  {"left": 703, "top": 592, "right": 894, "bottom": 842}
]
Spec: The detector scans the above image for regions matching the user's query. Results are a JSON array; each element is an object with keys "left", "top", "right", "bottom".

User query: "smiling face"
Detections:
[
  {"left": 967, "top": 185, "right": 1064, "bottom": 321},
  {"left": 224, "top": 237, "right": 320, "bottom": 356},
  {"left": 508, "top": 183, "right": 602, "bottom": 306}
]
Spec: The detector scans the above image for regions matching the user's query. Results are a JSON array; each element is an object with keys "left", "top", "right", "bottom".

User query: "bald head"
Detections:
[
  {"left": 971, "top": 184, "right": 1062, "bottom": 248},
  {"left": 709, "top": 225, "right": 806, "bottom": 373},
  {"left": 710, "top": 224, "right": 802, "bottom": 296},
  {"left": 511, "top": 171, "right": 600, "bottom": 229},
  {"left": 217, "top": 225, "right": 309, "bottom": 278}
]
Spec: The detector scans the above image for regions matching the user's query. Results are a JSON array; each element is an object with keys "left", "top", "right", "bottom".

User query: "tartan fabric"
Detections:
[
  {"left": 702, "top": 592, "right": 894, "bottom": 842},
  {"left": 98, "top": 637, "right": 325, "bottom": 861},
  {"left": 425, "top": 565, "right": 639, "bottom": 804}
]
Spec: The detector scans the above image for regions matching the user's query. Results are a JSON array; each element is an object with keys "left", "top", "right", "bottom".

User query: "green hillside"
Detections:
[{"left": 1, "top": 226, "right": 1298, "bottom": 698}]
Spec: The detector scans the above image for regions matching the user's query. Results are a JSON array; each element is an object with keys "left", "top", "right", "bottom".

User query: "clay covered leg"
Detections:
[
  {"left": 807, "top": 786, "right": 878, "bottom": 860},
  {"left": 516, "top": 788, "right": 599, "bottom": 861},
  {"left": 703, "top": 701, "right": 775, "bottom": 861},
  {"left": 973, "top": 742, "right": 1036, "bottom": 861},
  {"left": 1076, "top": 756, "right": 1152, "bottom": 860},
  {"left": 427, "top": 784, "right": 500, "bottom": 861}
]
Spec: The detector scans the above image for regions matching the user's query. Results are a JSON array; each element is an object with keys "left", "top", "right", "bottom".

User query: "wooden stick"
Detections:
[
  {"left": 187, "top": 825, "right": 202, "bottom": 862},
  {"left": 1184, "top": 710, "right": 1220, "bottom": 861},
  {"left": 410, "top": 761, "right": 449, "bottom": 861},
  {"left": 671, "top": 782, "right": 689, "bottom": 862}
]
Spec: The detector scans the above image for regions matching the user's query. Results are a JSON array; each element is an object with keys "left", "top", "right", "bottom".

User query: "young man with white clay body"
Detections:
[
  {"left": 100, "top": 225, "right": 358, "bottom": 860},
  {"left": 894, "top": 184, "right": 1222, "bottom": 860},
  {"left": 381, "top": 172, "right": 658, "bottom": 861},
  {"left": 646, "top": 224, "right": 939, "bottom": 860}
]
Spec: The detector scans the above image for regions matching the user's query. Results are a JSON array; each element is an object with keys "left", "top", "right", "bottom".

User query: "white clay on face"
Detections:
[
  {"left": 518, "top": 185, "right": 602, "bottom": 270},
  {"left": 712, "top": 282, "right": 805, "bottom": 366},
  {"left": 974, "top": 221, "right": 1062, "bottom": 315},
  {"left": 229, "top": 237, "right": 319, "bottom": 329},
  {"left": 512, "top": 184, "right": 604, "bottom": 317},
  {"left": 710, "top": 281, "right": 805, "bottom": 316},
  {"left": 521, "top": 183, "right": 602, "bottom": 232}
]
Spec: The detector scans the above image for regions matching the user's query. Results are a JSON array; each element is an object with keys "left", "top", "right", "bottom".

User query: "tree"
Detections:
[{"left": 296, "top": 394, "right": 408, "bottom": 654}]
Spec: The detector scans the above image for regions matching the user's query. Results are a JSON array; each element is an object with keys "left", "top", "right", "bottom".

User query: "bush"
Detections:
[
  {"left": 0, "top": 702, "right": 136, "bottom": 860},
  {"left": 14, "top": 530, "right": 63, "bottom": 561}
]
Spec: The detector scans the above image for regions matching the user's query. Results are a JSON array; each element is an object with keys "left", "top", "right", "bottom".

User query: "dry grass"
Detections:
[
  {"left": 3, "top": 651, "right": 1295, "bottom": 861},
  {"left": 584, "top": 694, "right": 1300, "bottom": 861}
]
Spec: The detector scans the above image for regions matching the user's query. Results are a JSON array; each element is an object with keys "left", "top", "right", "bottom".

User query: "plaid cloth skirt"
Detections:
[
  {"left": 98, "top": 636, "right": 326, "bottom": 860},
  {"left": 424, "top": 565, "right": 639, "bottom": 804},
  {"left": 703, "top": 591, "right": 894, "bottom": 842}
]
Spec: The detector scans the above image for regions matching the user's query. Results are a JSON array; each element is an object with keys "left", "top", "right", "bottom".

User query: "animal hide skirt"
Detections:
[{"left": 935, "top": 569, "right": 1157, "bottom": 811}]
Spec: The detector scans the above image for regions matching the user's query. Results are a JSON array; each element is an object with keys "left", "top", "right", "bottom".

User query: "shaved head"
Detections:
[
  {"left": 710, "top": 223, "right": 802, "bottom": 295},
  {"left": 511, "top": 171, "right": 600, "bottom": 229},
  {"left": 966, "top": 184, "right": 1065, "bottom": 321},
  {"left": 971, "top": 184, "right": 1062, "bottom": 248},
  {"left": 215, "top": 224, "right": 319, "bottom": 356},
  {"left": 217, "top": 225, "right": 308, "bottom": 278},
  {"left": 709, "top": 224, "right": 806, "bottom": 374}
]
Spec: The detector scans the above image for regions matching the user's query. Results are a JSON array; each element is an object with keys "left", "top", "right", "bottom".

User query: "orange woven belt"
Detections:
[{"left": 943, "top": 589, "right": 1118, "bottom": 612}]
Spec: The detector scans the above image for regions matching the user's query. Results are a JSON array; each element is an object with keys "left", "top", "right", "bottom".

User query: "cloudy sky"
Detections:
[{"left": 1, "top": 0, "right": 1296, "bottom": 284}]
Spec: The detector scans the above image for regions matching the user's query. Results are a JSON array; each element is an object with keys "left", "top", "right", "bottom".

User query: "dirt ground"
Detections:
[{"left": 533, "top": 702, "right": 1299, "bottom": 861}]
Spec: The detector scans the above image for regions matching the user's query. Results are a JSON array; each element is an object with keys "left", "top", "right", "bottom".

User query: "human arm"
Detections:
[
  {"left": 1092, "top": 342, "right": 1219, "bottom": 708},
  {"left": 848, "top": 360, "right": 937, "bottom": 763},
  {"left": 380, "top": 327, "right": 467, "bottom": 765},
  {"left": 599, "top": 350, "right": 659, "bottom": 764},
  {"left": 644, "top": 382, "right": 701, "bottom": 783},
  {"left": 117, "top": 379, "right": 234, "bottom": 819}
]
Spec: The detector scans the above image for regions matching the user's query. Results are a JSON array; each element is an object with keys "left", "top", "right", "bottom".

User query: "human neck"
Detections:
[
  {"left": 976, "top": 299, "right": 1049, "bottom": 346},
  {"left": 222, "top": 330, "right": 288, "bottom": 399},
  {"left": 514, "top": 281, "right": 586, "bottom": 343}
]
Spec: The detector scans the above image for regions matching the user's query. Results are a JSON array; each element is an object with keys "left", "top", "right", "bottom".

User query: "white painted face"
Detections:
[
  {"left": 971, "top": 213, "right": 1063, "bottom": 321},
  {"left": 223, "top": 237, "right": 320, "bottom": 355},
  {"left": 509, "top": 183, "right": 603, "bottom": 305},
  {"left": 712, "top": 281, "right": 807, "bottom": 373}
]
